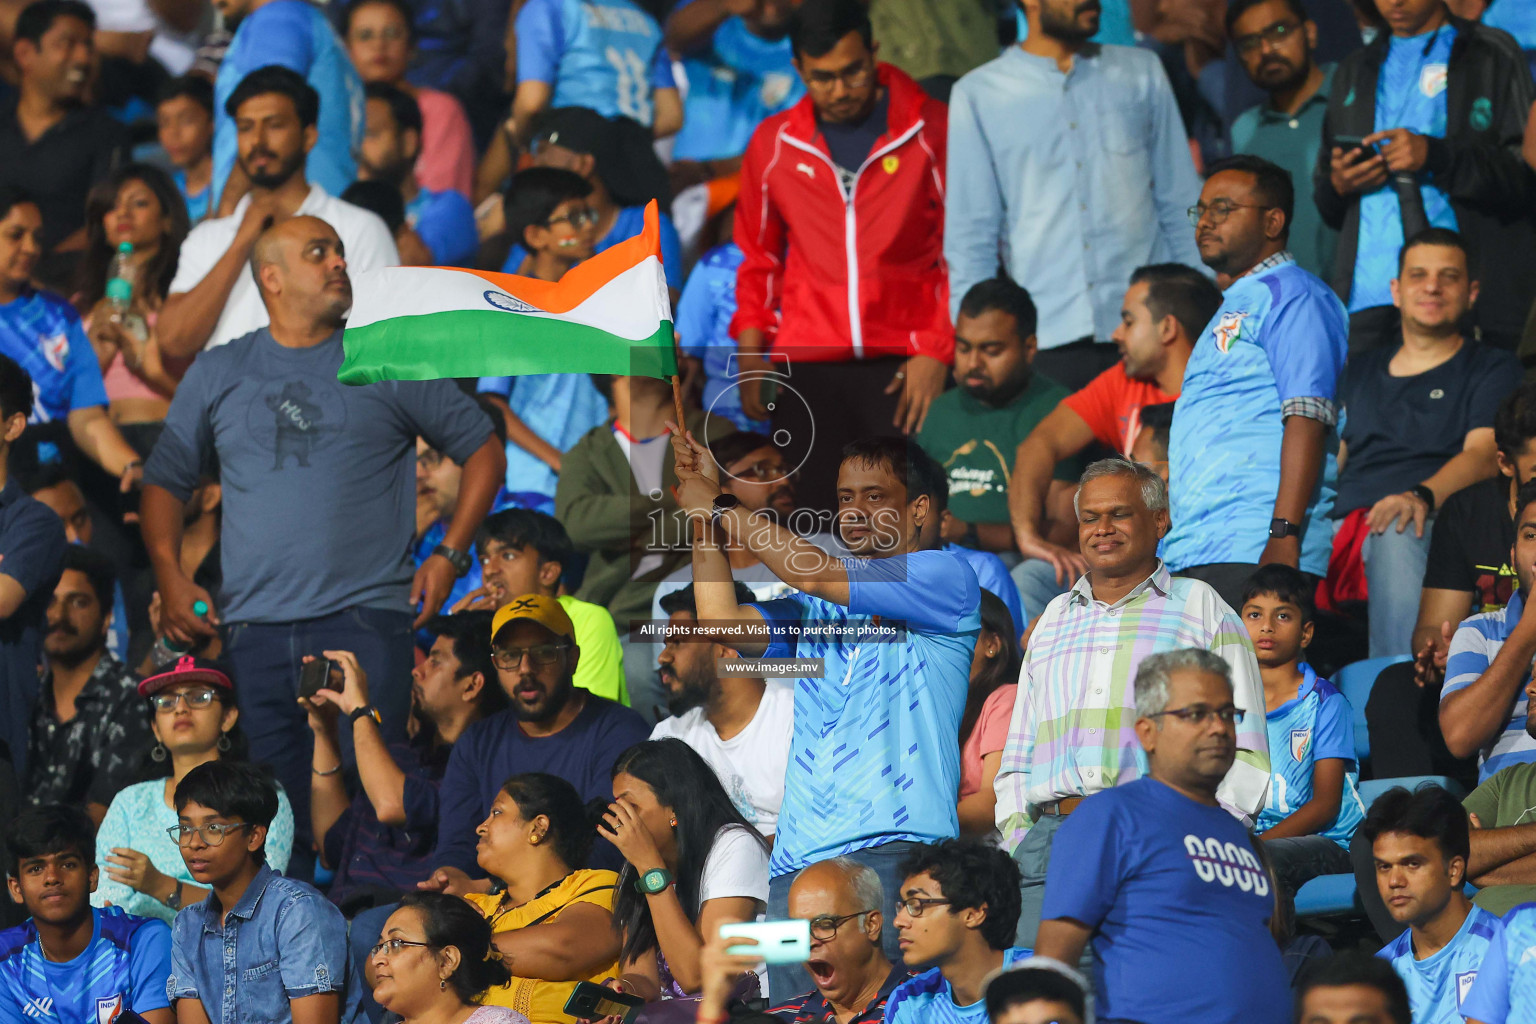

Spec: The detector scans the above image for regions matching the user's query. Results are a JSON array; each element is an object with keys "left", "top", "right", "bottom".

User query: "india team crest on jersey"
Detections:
[
  {"left": 41, "top": 332, "right": 68, "bottom": 372},
  {"left": 1456, "top": 970, "right": 1478, "bottom": 1008},
  {"left": 1290, "top": 728, "right": 1311, "bottom": 762},
  {"left": 1213, "top": 311, "right": 1248, "bottom": 353},
  {"left": 95, "top": 995, "right": 122, "bottom": 1023},
  {"left": 1421, "top": 64, "right": 1449, "bottom": 99}
]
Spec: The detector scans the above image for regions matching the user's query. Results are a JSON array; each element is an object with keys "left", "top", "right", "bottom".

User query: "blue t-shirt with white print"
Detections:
[
  {"left": 515, "top": 0, "right": 672, "bottom": 126},
  {"left": 1461, "top": 902, "right": 1536, "bottom": 1024},
  {"left": 1379, "top": 902, "right": 1502, "bottom": 1024},
  {"left": 1164, "top": 257, "right": 1347, "bottom": 576},
  {"left": 213, "top": 0, "right": 364, "bottom": 210},
  {"left": 670, "top": 0, "right": 803, "bottom": 162},
  {"left": 751, "top": 549, "right": 979, "bottom": 877},
  {"left": 1255, "top": 664, "right": 1365, "bottom": 847},
  {"left": 1349, "top": 25, "right": 1459, "bottom": 312}
]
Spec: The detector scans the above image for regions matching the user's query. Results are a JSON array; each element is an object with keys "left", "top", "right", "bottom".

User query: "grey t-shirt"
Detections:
[{"left": 144, "top": 328, "right": 492, "bottom": 623}]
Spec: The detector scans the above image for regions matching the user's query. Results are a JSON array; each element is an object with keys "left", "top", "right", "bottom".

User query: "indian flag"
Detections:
[{"left": 338, "top": 201, "right": 676, "bottom": 385}]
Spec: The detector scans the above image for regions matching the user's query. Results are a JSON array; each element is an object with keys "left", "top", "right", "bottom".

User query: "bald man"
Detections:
[
  {"left": 768, "top": 858, "right": 908, "bottom": 1024},
  {"left": 140, "top": 216, "right": 504, "bottom": 880}
]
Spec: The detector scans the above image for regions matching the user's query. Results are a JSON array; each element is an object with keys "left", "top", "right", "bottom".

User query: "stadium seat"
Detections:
[
  {"left": 1333, "top": 655, "right": 1412, "bottom": 764},
  {"left": 1359, "top": 776, "right": 1466, "bottom": 802}
]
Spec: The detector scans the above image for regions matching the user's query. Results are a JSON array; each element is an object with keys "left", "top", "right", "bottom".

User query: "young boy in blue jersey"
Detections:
[
  {"left": 1241, "top": 564, "right": 1364, "bottom": 895},
  {"left": 0, "top": 805, "right": 172, "bottom": 1024},
  {"left": 1367, "top": 785, "right": 1504, "bottom": 1024},
  {"left": 885, "top": 839, "right": 1028, "bottom": 1024},
  {"left": 166, "top": 762, "right": 357, "bottom": 1024},
  {"left": 1462, "top": 902, "right": 1536, "bottom": 1024}
]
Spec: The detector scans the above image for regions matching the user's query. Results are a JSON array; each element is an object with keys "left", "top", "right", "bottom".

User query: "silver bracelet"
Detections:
[{"left": 312, "top": 762, "right": 343, "bottom": 777}]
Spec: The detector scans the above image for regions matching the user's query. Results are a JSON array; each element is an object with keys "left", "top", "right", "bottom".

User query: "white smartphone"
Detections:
[{"left": 719, "top": 919, "right": 811, "bottom": 964}]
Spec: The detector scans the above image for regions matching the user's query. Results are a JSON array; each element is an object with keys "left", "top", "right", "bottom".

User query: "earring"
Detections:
[
  {"left": 669, "top": 817, "right": 677, "bottom": 828},
  {"left": 150, "top": 743, "right": 167, "bottom": 763},
  {"left": 216, "top": 732, "right": 232, "bottom": 753},
  {"left": 440, "top": 979, "right": 447, "bottom": 991}
]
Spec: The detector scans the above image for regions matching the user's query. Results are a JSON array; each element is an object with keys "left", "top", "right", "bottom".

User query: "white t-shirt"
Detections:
[
  {"left": 169, "top": 184, "right": 399, "bottom": 351},
  {"left": 651, "top": 683, "right": 793, "bottom": 836},
  {"left": 698, "top": 824, "right": 771, "bottom": 905},
  {"left": 613, "top": 425, "right": 672, "bottom": 579}
]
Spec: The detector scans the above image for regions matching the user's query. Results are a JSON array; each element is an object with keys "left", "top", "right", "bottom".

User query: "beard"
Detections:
[
  {"left": 663, "top": 671, "right": 715, "bottom": 717},
  {"left": 510, "top": 674, "right": 575, "bottom": 723},
  {"left": 1041, "top": 0, "right": 1101, "bottom": 43},
  {"left": 240, "top": 147, "right": 305, "bottom": 190}
]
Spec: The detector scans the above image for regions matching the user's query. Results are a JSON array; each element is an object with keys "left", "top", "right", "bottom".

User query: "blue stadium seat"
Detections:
[
  {"left": 1290, "top": 776, "right": 1466, "bottom": 918},
  {"left": 1332, "top": 656, "right": 1412, "bottom": 763}
]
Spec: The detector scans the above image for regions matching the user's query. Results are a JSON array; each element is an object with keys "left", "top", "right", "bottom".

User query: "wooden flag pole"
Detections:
[{"left": 671, "top": 375, "right": 688, "bottom": 437}]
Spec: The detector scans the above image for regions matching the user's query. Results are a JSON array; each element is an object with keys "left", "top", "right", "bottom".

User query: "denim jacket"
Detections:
[{"left": 166, "top": 864, "right": 358, "bottom": 1024}]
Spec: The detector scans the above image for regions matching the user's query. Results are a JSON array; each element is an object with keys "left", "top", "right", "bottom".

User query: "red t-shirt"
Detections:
[{"left": 1061, "top": 364, "right": 1178, "bottom": 455}]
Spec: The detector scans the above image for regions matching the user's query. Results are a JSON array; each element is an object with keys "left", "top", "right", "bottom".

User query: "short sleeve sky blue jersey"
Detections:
[
  {"left": 1350, "top": 26, "right": 1459, "bottom": 312},
  {"left": 1164, "top": 258, "right": 1347, "bottom": 576},
  {"left": 1379, "top": 903, "right": 1502, "bottom": 1024},
  {"left": 473, "top": 373, "right": 607, "bottom": 509},
  {"left": 885, "top": 948, "right": 1032, "bottom": 1024},
  {"left": 670, "top": 0, "right": 803, "bottom": 162},
  {"left": 515, "top": 0, "right": 668, "bottom": 126},
  {"left": 213, "top": 0, "right": 364, "bottom": 210},
  {"left": 0, "top": 907, "right": 171, "bottom": 1024},
  {"left": 1462, "top": 902, "right": 1536, "bottom": 1024},
  {"left": 406, "top": 188, "right": 478, "bottom": 267},
  {"left": 0, "top": 288, "right": 108, "bottom": 422},
  {"left": 675, "top": 242, "right": 765, "bottom": 433},
  {"left": 1255, "top": 664, "right": 1365, "bottom": 847},
  {"left": 751, "top": 549, "right": 979, "bottom": 877}
]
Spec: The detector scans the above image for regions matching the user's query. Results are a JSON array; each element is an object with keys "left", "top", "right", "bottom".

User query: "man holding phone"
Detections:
[{"left": 1314, "top": 0, "right": 1536, "bottom": 355}]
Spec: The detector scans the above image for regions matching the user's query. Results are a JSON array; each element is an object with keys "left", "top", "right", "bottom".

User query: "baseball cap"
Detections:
[
  {"left": 491, "top": 594, "right": 576, "bottom": 643},
  {"left": 139, "top": 655, "right": 234, "bottom": 697}
]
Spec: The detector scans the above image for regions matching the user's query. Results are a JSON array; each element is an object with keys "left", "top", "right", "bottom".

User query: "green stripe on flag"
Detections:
[{"left": 338, "top": 310, "right": 677, "bottom": 385}]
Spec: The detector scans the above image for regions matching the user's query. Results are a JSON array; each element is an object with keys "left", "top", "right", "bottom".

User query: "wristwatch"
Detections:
[
  {"left": 432, "top": 544, "right": 473, "bottom": 578},
  {"left": 162, "top": 882, "right": 183, "bottom": 911},
  {"left": 1268, "top": 517, "right": 1301, "bottom": 539},
  {"left": 1409, "top": 484, "right": 1437, "bottom": 513},
  {"left": 636, "top": 867, "right": 674, "bottom": 895},
  {"left": 711, "top": 493, "right": 742, "bottom": 529},
  {"left": 348, "top": 704, "right": 383, "bottom": 727}
]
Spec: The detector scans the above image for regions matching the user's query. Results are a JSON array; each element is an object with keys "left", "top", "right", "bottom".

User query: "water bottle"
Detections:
[
  {"left": 149, "top": 600, "right": 210, "bottom": 669},
  {"left": 105, "top": 242, "right": 149, "bottom": 343}
]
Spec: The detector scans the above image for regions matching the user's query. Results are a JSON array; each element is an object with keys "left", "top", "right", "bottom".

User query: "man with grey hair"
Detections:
[
  {"left": 994, "top": 456, "right": 1268, "bottom": 949},
  {"left": 141, "top": 216, "right": 502, "bottom": 879},
  {"left": 1033, "top": 648, "right": 1290, "bottom": 1024}
]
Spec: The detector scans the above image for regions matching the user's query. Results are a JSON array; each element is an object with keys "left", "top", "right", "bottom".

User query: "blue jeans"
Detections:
[
  {"left": 1010, "top": 558, "right": 1071, "bottom": 625},
  {"left": 1360, "top": 522, "right": 1433, "bottom": 658},
  {"left": 765, "top": 840, "right": 923, "bottom": 1001},
  {"left": 1010, "top": 812, "right": 1067, "bottom": 950},
  {"left": 222, "top": 606, "right": 415, "bottom": 880}
]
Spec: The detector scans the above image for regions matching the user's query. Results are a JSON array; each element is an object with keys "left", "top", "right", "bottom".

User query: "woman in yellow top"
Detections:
[{"left": 463, "top": 773, "right": 624, "bottom": 1023}]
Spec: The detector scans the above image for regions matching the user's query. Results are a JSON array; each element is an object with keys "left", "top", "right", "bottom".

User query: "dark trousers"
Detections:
[
  {"left": 1032, "top": 339, "right": 1122, "bottom": 393},
  {"left": 772, "top": 356, "right": 904, "bottom": 516},
  {"left": 1365, "top": 661, "right": 1479, "bottom": 786},
  {"left": 1265, "top": 835, "right": 1352, "bottom": 898},
  {"left": 765, "top": 840, "right": 920, "bottom": 1001},
  {"left": 222, "top": 606, "right": 415, "bottom": 880}
]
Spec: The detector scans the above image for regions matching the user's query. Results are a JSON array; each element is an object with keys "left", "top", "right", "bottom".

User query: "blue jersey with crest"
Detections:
[
  {"left": 0, "top": 288, "right": 107, "bottom": 423},
  {"left": 1462, "top": 902, "right": 1536, "bottom": 1024},
  {"left": 1255, "top": 664, "right": 1364, "bottom": 847},
  {"left": 515, "top": 0, "right": 671, "bottom": 125},
  {"left": 0, "top": 907, "right": 171, "bottom": 1024},
  {"left": 1379, "top": 903, "right": 1502, "bottom": 1024}
]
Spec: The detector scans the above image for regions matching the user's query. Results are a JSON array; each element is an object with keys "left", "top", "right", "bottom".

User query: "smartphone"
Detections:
[
  {"left": 298, "top": 658, "right": 334, "bottom": 700},
  {"left": 1333, "top": 134, "right": 1380, "bottom": 155},
  {"left": 563, "top": 980, "right": 644, "bottom": 1022},
  {"left": 720, "top": 919, "right": 811, "bottom": 964}
]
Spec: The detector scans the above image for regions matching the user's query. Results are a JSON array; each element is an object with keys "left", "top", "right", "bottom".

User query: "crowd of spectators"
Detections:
[{"left": 6, "top": 0, "right": 1536, "bottom": 1022}]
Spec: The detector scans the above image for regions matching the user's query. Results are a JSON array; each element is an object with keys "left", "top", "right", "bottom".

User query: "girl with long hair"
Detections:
[
  {"left": 74, "top": 163, "right": 189, "bottom": 429},
  {"left": 957, "top": 589, "right": 1021, "bottom": 836},
  {"left": 601, "top": 738, "right": 769, "bottom": 1002}
]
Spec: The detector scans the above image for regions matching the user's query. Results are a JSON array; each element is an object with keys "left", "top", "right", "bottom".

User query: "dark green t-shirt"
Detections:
[
  {"left": 1463, "top": 762, "right": 1536, "bottom": 915},
  {"left": 916, "top": 373, "right": 1079, "bottom": 525}
]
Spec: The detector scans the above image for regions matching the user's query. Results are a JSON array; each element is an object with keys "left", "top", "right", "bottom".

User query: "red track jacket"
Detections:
[{"left": 730, "top": 64, "right": 952, "bottom": 364}]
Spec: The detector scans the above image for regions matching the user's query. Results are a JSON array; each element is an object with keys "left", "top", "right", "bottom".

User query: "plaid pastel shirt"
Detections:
[{"left": 994, "top": 562, "right": 1271, "bottom": 852}]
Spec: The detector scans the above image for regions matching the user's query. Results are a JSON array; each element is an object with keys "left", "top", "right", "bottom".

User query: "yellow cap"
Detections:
[{"left": 491, "top": 593, "right": 576, "bottom": 642}]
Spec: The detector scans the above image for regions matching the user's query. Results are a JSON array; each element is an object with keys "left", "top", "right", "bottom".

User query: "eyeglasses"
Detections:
[
  {"left": 1145, "top": 704, "right": 1245, "bottom": 726},
  {"left": 350, "top": 25, "right": 408, "bottom": 43},
  {"left": 1234, "top": 20, "right": 1301, "bottom": 55},
  {"left": 804, "top": 60, "right": 874, "bottom": 91},
  {"left": 807, "top": 910, "right": 873, "bottom": 940},
  {"left": 897, "top": 897, "right": 953, "bottom": 918},
  {"left": 491, "top": 641, "right": 571, "bottom": 670},
  {"left": 368, "top": 938, "right": 432, "bottom": 958},
  {"left": 166, "top": 822, "right": 254, "bottom": 847},
  {"left": 1187, "top": 201, "right": 1273, "bottom": 227},
  {"left": 546, "top": 208, "right": 600, "bottom": 229},
  {"left": 150, "top": 688, "right": 219, "bottom": 711},
  {"left": 728, "top": 459, "right": 794, "bottom": 482},
  {"left": 418, "top": 448, "right": 445, "bottom": 470}
]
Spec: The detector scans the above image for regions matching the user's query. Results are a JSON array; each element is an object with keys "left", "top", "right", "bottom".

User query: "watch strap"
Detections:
[
  {"left": 432, "top": 544, "right": 473, "bottom": 578},
  {"left": 348, "top": 704, "right": 382, "bottom": 726},
  {"left": 1409, "top": 484, "right": 1436, "bottom": 512}
]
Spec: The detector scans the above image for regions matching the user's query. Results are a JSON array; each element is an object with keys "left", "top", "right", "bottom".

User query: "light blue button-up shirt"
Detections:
[{"left": 946, "top": 45, "right": 1205, "bottom": 348}]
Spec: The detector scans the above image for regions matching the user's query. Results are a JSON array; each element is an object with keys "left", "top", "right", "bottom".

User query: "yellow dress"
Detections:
[{"left": 464, "top": 869, "right": 622, "bottom": 1023}]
